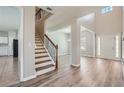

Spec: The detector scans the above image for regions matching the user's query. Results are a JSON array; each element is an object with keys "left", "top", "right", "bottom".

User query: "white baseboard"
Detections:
[
  {"left": 58, "top": 53, "right": 71, "bottom": 56},
  {"left": 21, "top": 74, "right": 36, "bottom": 81},
  {"left": 122, "top": 65, "right": 124, "bottom": 78},
  {"left": 71, "top": 64, "right": 80, "bottom": 67}
]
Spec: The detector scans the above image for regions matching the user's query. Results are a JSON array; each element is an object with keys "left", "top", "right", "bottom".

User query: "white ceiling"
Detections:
[
  {"left": 43, "top": 6, "right": 103, "bottom": 31},
  {"left": 0, "top": 6, "right": 20, "bottom": 31}
]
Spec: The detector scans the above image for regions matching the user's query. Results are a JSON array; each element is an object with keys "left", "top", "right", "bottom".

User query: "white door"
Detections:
[{"left": 98, "top": 34, "right": 121, "bottom": 60}]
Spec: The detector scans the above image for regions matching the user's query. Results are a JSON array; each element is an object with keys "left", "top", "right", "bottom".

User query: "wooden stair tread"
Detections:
[
  {"left": 36, "top": 68, "right": 56, "bottom": 76},
  {"left": 35, "top": 41, "right": 42, "bottom": 43},
  {"left": 36, "top": 64, "right": 54, "bottom": 71},
  {"left": 35, "top": 51, "right": 47, "bottom": 54},
  {"left": 36, "top": 44, "right": 43, "bottom": 46},
  {"left": 35, "top": 44, "right": 44, "bottom": 46},
  {"left": 35, "top": 55, "right": 49, "bottom": 58}
]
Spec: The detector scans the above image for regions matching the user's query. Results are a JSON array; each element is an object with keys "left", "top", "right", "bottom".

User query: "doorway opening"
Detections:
[
  {"left": 80, "top": 26, "right": 95, "bottom": 58},
  {"left": 0, "top": 6, "right": 21, "bottom": 86}
]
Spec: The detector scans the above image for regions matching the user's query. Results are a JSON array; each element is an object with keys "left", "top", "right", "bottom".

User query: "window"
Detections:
[
  {"left": 101, "top": 6, "right": 112, "bottom": 14},
  {"left": 80, "top": 37, "right": 86, "bottom": 51},
  {"left": 97, "top": 37, "right": 101, "bottom": 56},
  {"left": 115, "top": 35, "right": 119, "bottom": 58},
  {"left": 0, "top": 37, "right": 8, "bottom": 44}
]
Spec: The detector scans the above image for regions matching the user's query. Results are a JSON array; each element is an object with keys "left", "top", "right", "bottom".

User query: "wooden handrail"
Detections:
[
  {"left": 44, "top": 34, "right": 58, "bottom": 69},
  {"left": 55, "top": 45, "right": 58, "bottom": 69},
  {"left": 44, "top": 34, "right": 57, "bottom": 48},
  {"left": 35, "top": 8, "right": 41, "bottom": 16}
]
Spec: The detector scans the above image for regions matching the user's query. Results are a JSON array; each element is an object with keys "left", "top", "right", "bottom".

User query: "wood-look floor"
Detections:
[
  {"left": 20, "top": 55, "right": 124, "bottom": 87},
  {"left": 0, "top": 56, "right": 19, "bottom": 87}
]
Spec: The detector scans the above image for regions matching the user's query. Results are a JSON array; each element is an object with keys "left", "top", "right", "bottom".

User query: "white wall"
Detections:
[
  {"left": 98, "top": 34, "right": 121, "bottom": 60},
  {"left": 0, "top": 6, "right": 20, "bottom": 31},
  {"left": 122, "top": 7, "right": 124, "bottom": 59},
  {"left": 47, "top": 26, "right": 71, "bottom": 55},
  {"left": 0, "top": 31, "right": 17, "bottom": 56},
  {"left": 36, "top": 20, "right": 45, "bottom": 41},
  {"left": 79, "top": 13, "right": 95, "bottom": 32},
  {"left": 95, "top": 6, "right": 122, "bottom": 35},
  {"left": 95, "top": 6, "right": 122, "bottom": 60},
  {"left": 78, "top": 6, "right": 122, "bottom": 60},
  {"left": 22, "top": 6, "right": 36, "bottom": 80}
]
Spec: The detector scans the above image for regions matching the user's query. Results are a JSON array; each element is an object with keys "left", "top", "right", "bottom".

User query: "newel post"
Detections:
[{"left": 56, "top": 45, "right": 58, "bottom": 69}]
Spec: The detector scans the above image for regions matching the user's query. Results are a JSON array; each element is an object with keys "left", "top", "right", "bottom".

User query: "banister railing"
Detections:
[
  {"left": 35, "top": 9, "right": 42, "bottom": 20},
  {"left": 35, "top": 8, "right": 52, "bottom": 21},
  {"left": 44, "top": 34, "right": 58, "bottom": 69},
  {"left": 35, "top": 8, "right": 41, "bottom": 16}
]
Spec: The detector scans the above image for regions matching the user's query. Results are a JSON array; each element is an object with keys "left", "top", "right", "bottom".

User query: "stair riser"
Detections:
[
  {"left": 35, "top": 59, "right": 52, "bottom": 65},
  {"left": 35, "top": 38, "right": 41, "bottom": 40},
  {"left": 35, "top": 42, "right": 42, "bottom": 44},
  {"left": 35, "top": 48, "right": 45, "bottom": 50},
  {"left": 35, "top": 55, "right": 49, "bottom": 59},
  {"left": 35, "top": 52, "right": 47, "bottom": 54}
]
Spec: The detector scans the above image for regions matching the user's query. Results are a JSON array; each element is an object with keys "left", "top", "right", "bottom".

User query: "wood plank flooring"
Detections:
[
  {"left": 20, "top": 55, "right": 124, "bottom": 87},
  {"left": 0, "top": 56, "right": 19, "bottom": 87}
]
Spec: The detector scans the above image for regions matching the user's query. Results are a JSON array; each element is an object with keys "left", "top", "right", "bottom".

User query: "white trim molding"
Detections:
[
  {"left": 22, "top": 75, "right": 36, "bottom": 81},
  {"left": 71, "top": 64, "right": 80, "bottom": 67},
  {"left": 14, "top": 6, "right": 24, "bottom": 82}
]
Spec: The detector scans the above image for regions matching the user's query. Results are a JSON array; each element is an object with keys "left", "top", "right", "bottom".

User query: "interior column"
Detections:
[{"left": 71, "top": 19, "right": 80, "bottom": 67}]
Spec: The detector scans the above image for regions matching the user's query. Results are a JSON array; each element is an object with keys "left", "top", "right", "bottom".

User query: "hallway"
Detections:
[{"left": 20, "top": 55, "right": 124, "bottom": 87}]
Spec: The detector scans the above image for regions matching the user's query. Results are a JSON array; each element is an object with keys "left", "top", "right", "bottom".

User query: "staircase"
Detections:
[{"left": 35, "top": 33, "right": 55, "bottom": 76}]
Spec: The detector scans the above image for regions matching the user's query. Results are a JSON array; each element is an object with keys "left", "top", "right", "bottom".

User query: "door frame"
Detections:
[{"left": 15, "top": 6, "right": 24, "bottom": 81}]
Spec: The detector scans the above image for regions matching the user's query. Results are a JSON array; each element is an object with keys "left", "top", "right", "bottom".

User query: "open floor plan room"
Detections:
[
  {"left": 14, "top": 55, "right": 124, "bottom": 87},
  {"left": 1, "top": 6, "right": 124, "bottom": 87}
]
